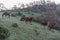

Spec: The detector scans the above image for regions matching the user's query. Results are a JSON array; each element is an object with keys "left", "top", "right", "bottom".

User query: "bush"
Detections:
[
  {"left": 0, "top": 27, "right": 10, "bottom": 40},
  {"left": 54, "top": 23, "right": 60, "bottom": 31},
  {"left": 11, "top": 13, "right": 17, "bottom": 17},
  {"left": 17, "top": 12, "right": 22, "bottom": 16},
  {"left": 56, "top": 9, "right": 60, "bottom": 17},
  {"left": 11, "top": 12, "right": 23, "bottom": 17},
  {"left": 12, "top": 23, "right": 18, "bottom": 27},
  {"left": 33, "top": 15, "right": 47, "bottom": 23}
]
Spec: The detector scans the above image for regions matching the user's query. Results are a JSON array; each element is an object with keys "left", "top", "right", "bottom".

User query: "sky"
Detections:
[{"left": 0, "top": 0, "right": 60, "bottom": 9}]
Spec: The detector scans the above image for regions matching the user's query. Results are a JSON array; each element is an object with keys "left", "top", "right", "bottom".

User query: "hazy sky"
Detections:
[{"left": 0, "top": 0, "right": 60, "bottom": 9}]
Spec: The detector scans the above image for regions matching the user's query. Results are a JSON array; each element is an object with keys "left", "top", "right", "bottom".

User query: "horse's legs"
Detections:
[
  {"left": 25, "top": 20, "right": 27, "bottom": 24},
  {"left": 9, "top": 15, "right": 10, "bottom": 18},
  {"left": 25, "top": 19, "right": 28, "bottom": 24},
  {"left": 8, "top": 15, "right": 10, "bottom": 18},
  {"left": 29, "top": 21, "right": 32, "bottom": 25},
  {"left": 29, "top": 20, "right": 31, "bottom": 23},
  {"left": 29, "top": 19, "right": 33, "bottom": 25},
  {"left": 2, "top": 14, "right": 4, "bottom": 18}
]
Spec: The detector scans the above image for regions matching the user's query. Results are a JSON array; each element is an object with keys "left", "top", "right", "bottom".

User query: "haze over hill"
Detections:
[{"left": 0, "top": 0, "right": 60, "bottom": 9}]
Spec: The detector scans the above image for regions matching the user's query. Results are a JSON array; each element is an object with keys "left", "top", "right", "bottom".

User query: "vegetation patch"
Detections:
[
  {"left": 0, "top": 27, "right": 10, "bottom": 40},
  {"left": 12, "top": 23, "right": 18, "bottom": 27}
]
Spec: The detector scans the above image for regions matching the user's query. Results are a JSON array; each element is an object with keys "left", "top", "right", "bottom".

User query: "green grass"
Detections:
[{"left": 0, "top": 12, "right": 60, "bottom": 40}]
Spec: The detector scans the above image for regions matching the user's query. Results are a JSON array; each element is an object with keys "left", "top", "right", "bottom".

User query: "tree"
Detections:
[
  {"left": 0, "top": 3, "right": 4, "bottom": 11},
  {"left": 0, "top": 3, "right": 3, "bottom": 7},
  {"left": 21, "top": 3, "right": 25, "bottom": 8},
  {"left": 29, "top": 2, "right": 34, "bottom": 7},
  {"left": 12, "top": 5, "right": 17, "bottom": 10},
  {"left": 26, "top": 4, "right": 29, "bottom": 8}
]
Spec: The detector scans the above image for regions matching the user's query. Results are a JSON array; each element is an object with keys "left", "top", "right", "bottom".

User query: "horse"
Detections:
[
  {"left": 2, "top": 12, "right": 10, "bottom": 18},
  {"left": 20, "top": 16, "right": 33, "bottom": 24},
  {"left": 39, "top": 19, "right": 55, "bottom": 31},
  {"left": 25, "top": 16, "right": 33, "bottom": 23},
  {"left": 48, "top": 22, "right": 55, "bottom": 30}
]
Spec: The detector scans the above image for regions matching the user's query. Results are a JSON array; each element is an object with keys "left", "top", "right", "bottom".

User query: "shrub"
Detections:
[
  {"left": 11, "top": 13, "right": 17, "bottom": 17},
  {"left": 0, "top": 27, "right": 10, "bottom": 40},
  {"left": 33, "top": 15, "right": 47, "bottom": 23},
  {"left": 17, "top": 12, "right": 22, "bottom": 16},
  {"left": 56, "top": 9, "right": 60, "bottom": 17},
  {"left": 11, "top": 12, "right": 23, "bottom": 17},
  {"left": 12, "top": 23, "right": 18, "bottom": 27},
  {"left": 54, "top": 23, "right": 60, "bottom": 31}
]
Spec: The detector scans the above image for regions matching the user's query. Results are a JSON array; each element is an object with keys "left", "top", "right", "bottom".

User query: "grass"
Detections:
[{"left": 0, "top": 12, "right": 60, "bottom": 40}]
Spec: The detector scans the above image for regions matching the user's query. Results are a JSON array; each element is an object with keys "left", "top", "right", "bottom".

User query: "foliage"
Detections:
[
  {"left": 12, "top": 23, "right": 18, "bottom": 27},
  {"left": 0, "top": 27, "right": 10, "bottom": 40},
  {"left": 11, "top": 12, "right": 23, "bottom": 17},
  {"left": 0, "top": 12, "right": 60, "bottom": 40},
  {"left": 11, "top": 13, "right": 17, "bottom": 17},
  {"left": 33, "top": 14, "right": 47, "bottom": 23},
  {"left": 17, "top": 12, "right": 22, "bottom": 16},
  {"left": 56, "top": 9, "right": 60, "bottom": 17}
]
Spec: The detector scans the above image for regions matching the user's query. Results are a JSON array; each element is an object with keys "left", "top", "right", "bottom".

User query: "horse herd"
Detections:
[{"left": 2, "top": 11, "right": 56, "bottom": 31}]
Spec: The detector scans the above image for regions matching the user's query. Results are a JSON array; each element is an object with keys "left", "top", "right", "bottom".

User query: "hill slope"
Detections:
[{"left": 0, "top": 13, "right": 60, "bottom": 40}]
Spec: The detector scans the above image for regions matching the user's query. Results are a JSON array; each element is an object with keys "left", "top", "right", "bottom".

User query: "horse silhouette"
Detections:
[
  {"left": 2, "top": 12, "right": 10, "bottom": 18},
  {"left": 20, "top": 16, "right": 33, "bottom": 23}
]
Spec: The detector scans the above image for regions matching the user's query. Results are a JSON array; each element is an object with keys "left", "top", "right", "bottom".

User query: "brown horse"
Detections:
[
  {"left": 47, "top": 21, "right": 55, "bottom": 31},
  {"left": 20, "top": 16, "right": 33, "bottom": 23},
  {"left": 25, "top": 16, "right": 33, "bottom": 23},
  {"left": 2, "top": 12, "right": 10, "bottom": 18},
  {"left": 39, "top": 19, "right": 55, "bottom": 31}
]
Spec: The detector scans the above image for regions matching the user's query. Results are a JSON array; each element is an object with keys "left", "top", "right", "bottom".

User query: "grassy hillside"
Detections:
[{"left": 0, "top": 12, "right": 60, "bottom": 40}]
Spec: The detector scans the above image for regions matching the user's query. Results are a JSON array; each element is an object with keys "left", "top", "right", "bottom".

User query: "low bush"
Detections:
[
  {"left": 0, "top": 27, "right": 10, "bottom": 40},
  {"left": 12, "top": 23, "right": 18, "bottom": 27},
  {"left": 11, "top": 13, "right": 17, "bottom": 17},
  {"left": 17, "top": 12, "right": 22, "bottom": 16},
  {"left": 11, "top": 12, "right": 23, "bottom": 17}
]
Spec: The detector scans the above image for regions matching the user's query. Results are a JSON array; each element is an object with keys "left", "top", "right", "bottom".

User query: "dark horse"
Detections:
[
  {"left": 2, "top": 12, "right": 10, "bottom": 18},
  {"left": 20, "top": 16, "right": 33, "bottom": 23},
  {"left": 39, "top": 18, "right": 55, "bottom": 31},
  {"left": 47, "top": 21, "right": 55, "bottom": 30}
]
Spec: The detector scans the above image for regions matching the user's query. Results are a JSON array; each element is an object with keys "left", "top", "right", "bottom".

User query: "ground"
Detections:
[{"left": 0, "top": 12, "right": 60, "bottom": 40}]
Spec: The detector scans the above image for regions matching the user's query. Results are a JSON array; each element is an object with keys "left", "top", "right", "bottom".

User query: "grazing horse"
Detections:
[
  {"left": 39, "top": 19, "right": 55, "bottom": 31},
  {"left": 20, "top": 16, "right": 33, "bottom": 23},
  {"left": 25, "top": 16, "right": 33, "bottom": 23},
  {"left": 47, "top": 21, "right": 55, "bottom": 30},
  {"left": 2, "top": 12, "right": 10, "bottom": 18}
]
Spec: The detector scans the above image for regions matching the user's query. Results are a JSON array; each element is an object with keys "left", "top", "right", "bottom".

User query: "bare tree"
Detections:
[
  {"left": 29, "top": 2, "right": 34, "bottom": 7},
  {"left": 0, "top": 3, "right": 4, "bottom": 11},
  {"left": 0, "top": 3, "right": 3, "bottom": 7},
  {"left": 18, "top": 3, "right": 21, "bottom": 8},
  {"left": 26, "top": 4, "right": 30, "bottom": 8},
  {"left": 40, "top": 0, "right": 46, "bottom": 5},
  {"left": 12, "top": 5, "right": 17, "bottom": 10},
  {"left": 21, "top": 3, "right": 25, "bottom": 8}
]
